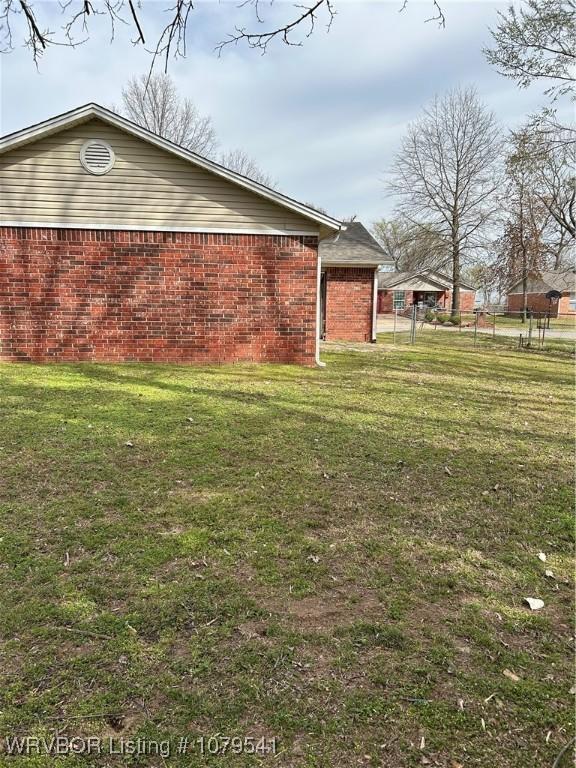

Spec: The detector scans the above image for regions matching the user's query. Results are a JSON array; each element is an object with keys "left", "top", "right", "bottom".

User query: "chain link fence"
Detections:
[{"left": 377, "top": 308, "right": 576, "bottom": 356}]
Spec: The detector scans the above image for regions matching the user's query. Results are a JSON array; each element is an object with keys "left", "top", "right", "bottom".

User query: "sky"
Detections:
[{"left": 0, "top": 0, "right": 570, "bottom": 225}]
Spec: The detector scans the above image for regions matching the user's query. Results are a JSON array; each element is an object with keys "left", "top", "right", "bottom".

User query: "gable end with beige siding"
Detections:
[{"left": 0, "top": 118, "right": 319, "bottom": 234}]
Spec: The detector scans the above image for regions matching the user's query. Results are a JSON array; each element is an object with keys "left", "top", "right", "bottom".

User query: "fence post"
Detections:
[
  {"left": 528, "top": 311, "right": 533, "bottom": 347},
  {"left": 410, "top": 305, "right": 417, "bottom": 344},
  {"left": 474, "top": 311, "right": 478, "bottom": 348},
  {"left": 493, "top": 313, "right": 496, "bottom": 341},
  {"left": 393, "top": 309, "right": 397, "bottom": 345},
  {"left": 539, "top": 322, "right": 544, "bottom": 348}
]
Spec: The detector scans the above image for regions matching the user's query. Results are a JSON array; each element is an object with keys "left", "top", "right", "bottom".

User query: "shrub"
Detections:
[
  {"left": 424, "top": 310, "right": 435, "bottom": 323},
  {"left": 436, "top": 314, "right": 449, "bottom": 324},
  {"left": 448, "top": 315, "right": 460, "bottom": 326}
]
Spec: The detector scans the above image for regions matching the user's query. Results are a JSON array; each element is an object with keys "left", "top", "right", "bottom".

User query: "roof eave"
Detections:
[{"left": 322, "top": 260, "right": 381, "bottom": 267}]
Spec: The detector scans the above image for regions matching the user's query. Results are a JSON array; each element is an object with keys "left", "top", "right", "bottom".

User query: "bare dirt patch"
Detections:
[{"left": 261, "top": 587, "right": 384, "bottom": 633}]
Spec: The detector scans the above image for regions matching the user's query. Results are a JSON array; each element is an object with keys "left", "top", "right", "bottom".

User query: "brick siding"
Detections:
[
  {"left": 377, "top": 290, "right": 396, "bottom": 313},
  {"left": 0, "top": 227, "right": 319, "bottom": 364},
  {"left": 507, "top": 292, "right": 574, "bottom": 316},
  {"left": 325, "top": 267, "right": 375, "bottom": 342},
  {"left": 444, "top": 290, "right": 476, "bottom": 312}
]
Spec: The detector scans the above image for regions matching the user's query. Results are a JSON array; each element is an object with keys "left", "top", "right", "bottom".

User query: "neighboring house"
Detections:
[
  {"left": 377, "top": 271, "right": 476, "bottom": 313},
  {"left": 0, "top": 104, "right": 376, "bottom": 365},
  {"left": 319, "top": 222, "right": 389, "bottom": 342},
  {"left": 507, "top": 270, "right": 576, "bottom": 316}
]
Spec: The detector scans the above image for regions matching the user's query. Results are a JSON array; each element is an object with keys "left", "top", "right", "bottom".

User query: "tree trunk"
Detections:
[
  {"left": 451, "top": 230, "right": 460, "bottom": 316},
  {"left": 521, "top": 269, "right": 528, "bottom": 324},
  {"left": 520, "top": 214, "right": 528, "bottom": 323}
]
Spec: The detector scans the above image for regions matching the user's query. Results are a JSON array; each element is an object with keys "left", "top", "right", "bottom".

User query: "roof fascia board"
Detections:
[
  {"left": 0, "top": 105, "right": 98, "bottom": 151},
  {"left": 322, "top": 260, "right": 382, "bottom": 268}
]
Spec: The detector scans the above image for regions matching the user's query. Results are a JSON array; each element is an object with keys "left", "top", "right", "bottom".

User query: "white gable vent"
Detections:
[{"left": 80, "top": 139, "right": 115, "bottom": 175}]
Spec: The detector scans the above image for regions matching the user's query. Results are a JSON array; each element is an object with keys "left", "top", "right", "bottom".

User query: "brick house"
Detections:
[
  {"left": 319, "top": 223, "right": 388, "bottom": 342},
  {"left": 507, "top": 270, "right": 576, "bottom": 316},
  {"left": 377, "top": 270, "right": 476, "bottom": 313},
  {"left": 0, "top": 103, "right": 380, "bottom": 366}
]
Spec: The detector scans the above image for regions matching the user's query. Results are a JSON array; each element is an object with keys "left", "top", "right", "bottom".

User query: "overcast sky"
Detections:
[{"left": 0, "top": 0, "right": 569, "bottom": 225}]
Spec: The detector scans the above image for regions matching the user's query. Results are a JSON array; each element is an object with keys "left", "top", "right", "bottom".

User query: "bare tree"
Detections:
[
  {"left": 500, "top": 129, "right": 552, "bottom": 320},
  {"left": 386, "top": 87, "right": 503, "bottom": 313},
  {"left": 485, "top": 0, "right": 576, "bottom": 100},
  {"left": 119, "top": 74, "right": 218, "bottom": 156},
  {"left": 530, "top": 128, "right": 576, "bottom": 238},
  {"left": 219, "top": 149, "right": 276, "bottom": 188},
  {"left": 116, "top": 74, "right": 276, "bottom": 187},
  {"left": 1, "top": 0, "right": 446, "bottom": 67},
  {"left": 509, "top": 121, "right": 576, "bottom": 239},
  {"left": 371, "top": 218, "right": 449, "bottom": 271}
]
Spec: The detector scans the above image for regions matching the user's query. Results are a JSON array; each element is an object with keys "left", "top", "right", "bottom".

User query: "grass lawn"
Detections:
[
  {"left": 384, "top": 323, "right": 576, "bottom": 359},
  {"left": 491, "top": 314, "right": 576, "bottom": 329},
  {"left": 0, "top": 339, "right": 573, "bottom": 767}
]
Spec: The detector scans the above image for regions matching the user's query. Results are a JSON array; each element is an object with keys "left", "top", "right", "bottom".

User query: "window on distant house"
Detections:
[
  {"left": 393, "top": 291, "right": 405, "bottom": 310},
  {"left": 569, "top": 293, "right": 576, "bottom": 310}
]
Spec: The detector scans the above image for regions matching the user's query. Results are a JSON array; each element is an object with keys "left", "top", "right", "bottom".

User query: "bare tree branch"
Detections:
[
  {"left": 0, "top": 0, "right": 447, "bottom": 66},
  {"left": 371, "top": 218, "right": 449, "bottom": 271},
  {"left": 216, "top": 0, "right": 336, "bottom": 55}
]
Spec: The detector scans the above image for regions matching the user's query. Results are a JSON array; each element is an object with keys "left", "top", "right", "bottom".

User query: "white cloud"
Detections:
[{"left": 1, "top": 0, "right": 570, "bottom": 225}]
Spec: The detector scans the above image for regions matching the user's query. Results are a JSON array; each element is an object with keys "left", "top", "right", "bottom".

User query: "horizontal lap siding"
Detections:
[
  {"left": 325, "top": 267, "right": 374, "bottom": 342},
  {"left": 0, "top": 119, "right": 316, "bottom": 233},
  {"left": 0, "top": 227, "right": 318, "bottom": 365}
]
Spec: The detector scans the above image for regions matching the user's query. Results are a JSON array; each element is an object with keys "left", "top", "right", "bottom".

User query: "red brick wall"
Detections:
[
  {"left": 507, "top": 292, "right": 574, "bottom": 316},
  {"left": 325, "top": 267, "right": 375, "bottom": 342},
  {"left": 377, "top": 290, "right": 394, "bottom": 313},
  {"left": 444, "top": 290, "right": 476, "bottom": 311},
  {"left": 0, "top": 227, "right": 319, "bottom": 364},
  {"left": 559, "top": 295, "right": 575, "bottom": 315}
]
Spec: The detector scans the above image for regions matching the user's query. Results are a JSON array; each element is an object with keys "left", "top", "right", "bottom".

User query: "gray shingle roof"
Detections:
[
  {"left": 378, "top": 270, "right": 476, "bottom": 291},
  {"left": 508, "top": 269, "right": 576, "bottom": 294},
  {"left": 539, "top": 270, "right": 576, "bottom": 293},
  {"left": 320, "top": 222, "right": 388, "bottom": 265},
  {"left": 377, "top": 271, "right": 417, "bottom": 289}
]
